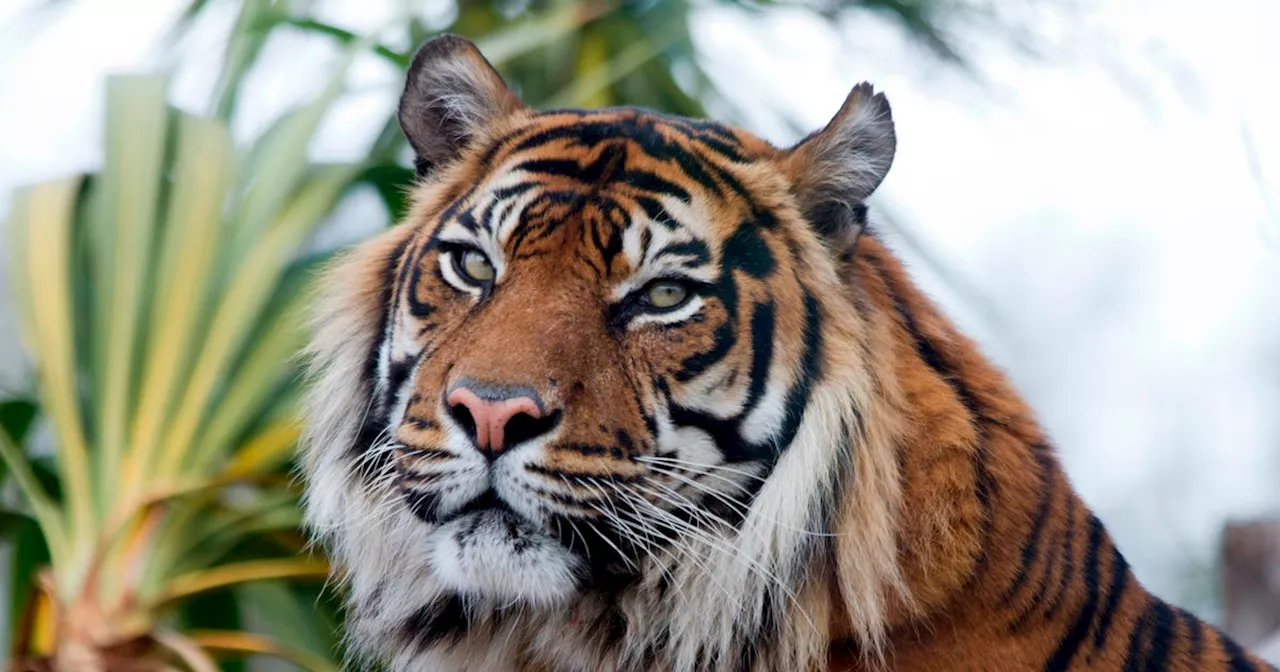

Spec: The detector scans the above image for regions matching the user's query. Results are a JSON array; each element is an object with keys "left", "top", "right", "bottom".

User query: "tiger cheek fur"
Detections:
[{"left": 297, "top": 34, "right": 1278, "bottom": 672}]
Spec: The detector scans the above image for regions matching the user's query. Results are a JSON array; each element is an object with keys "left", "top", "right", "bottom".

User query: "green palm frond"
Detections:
[{"left": 1, "top": 61, "right": 364, "bottom": 672}]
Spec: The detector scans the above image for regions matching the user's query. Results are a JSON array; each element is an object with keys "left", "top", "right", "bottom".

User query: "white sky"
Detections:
[{"left": 0, "top": 0, "right": 1277, "bottom": 622}]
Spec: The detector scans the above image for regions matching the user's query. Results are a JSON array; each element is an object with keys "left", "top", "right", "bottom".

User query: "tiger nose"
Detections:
[{"left": 445, "top": 384, "right": 554, "bottom": 459}]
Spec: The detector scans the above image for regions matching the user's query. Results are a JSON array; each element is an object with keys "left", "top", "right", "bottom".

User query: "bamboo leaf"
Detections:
[
  {"left": 125, "top": 112, "right": 236, "bottom": 502},
  {"left": 8, "top": 178, "right": 88, "bottom": 590},
  {"left": 545, "top": 19, "right": 685, "bottom": 109},
  {"left": 188, "top": 303, "right": 305, "bottom": 473},
  {"left": 223, "top": 419, "right": 301, "bottom": 478},
  {"left": 277, "top": 16, "right": 410, "bottom": 66},
  {"left": 210, "top": 0, "right": 279, "bottom": 122},
  {"left": 168, "top": 491, "right": 301, "bottom": 576},
  {"left": 0, "top": 399, "right": 37, "bottom": 487},
  {"left": 0, "top": 399, "right": 38, "bottom": 445},
  {"left": 176, "top": 589, "right": 246, "bottom": 672},
  {"left": 0, "top": 431, "right": 63, "bottom": 561},
  {"left": 228, "top": 31, "right": 371, "bottom": 255},
  {"left": 191, "top": 629, "right": 339, "bottom": 672},
  {"left": 153, "top": 628, "right": 220, "bottom": 672},
  {"left": 356, "top": 163, "right": 415, "bottom": 222},
  {"left": 93, "top": 74, "right": 170, "bottom": 519},
  {"left": 160, "top": 165, "right": 356, "bottom": 479},
  {"left": 156, "top": 558, "right": 329, "bottom": 608},
  {"left": 234, "top": 580, "right": 335, "bottom": 667},
  {"left": 474, "top": 1, "right": 614, "bottom": 67},
  {"left": 7, "top": 520, "right": 51, "bottom": 658}
]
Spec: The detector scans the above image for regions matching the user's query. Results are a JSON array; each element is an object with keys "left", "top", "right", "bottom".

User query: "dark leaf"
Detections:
[
  {"left": 357, "top": 164, "right": 417, "bottom": 223},
  {"left": 0, "top": 399, "right": 38, "bottom": 445}
]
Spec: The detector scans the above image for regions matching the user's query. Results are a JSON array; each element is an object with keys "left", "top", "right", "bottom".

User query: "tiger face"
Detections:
[{"left": 300, "top": 34, "right": 897, "bottom": 670}]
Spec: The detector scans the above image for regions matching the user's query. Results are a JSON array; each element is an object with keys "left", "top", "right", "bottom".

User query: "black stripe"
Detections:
[
  {"left": 1123, "top": 600, "right": 1155, "bottom": 672},
  {"left": 1177, "top": 607, "right": 1204, "bottom": 661},
  {"left": 741, "top": 301, "right": 775, "bottom": 415},
  {"left": 1121, "top": 596, "right": 1162, "bottom": 670},
  {"left": 405, "top": 254, "right": 438, "bottom": 319},
  {"left": 863, "top": 249, "right": 999, "bottom": 590},
  {"left": 617, "top": 169, "right": 691, "bottom": 203},
  {"left": 383, "top": 357, "right": 414, "bottom": 416},
  {"left": 455, "top": 209, "right": 480, "bottom": 233},
  {"left": 1003, "top": 451, "right": 1056, "bottom": 603},
  {"left": 674, "top": 291, "right": 737, "bottom": 382},
  {"left": 771, "top": 292, "right": 824, "bottom": 457},
  {"left": 1011, "top": 495, "right": 1069, "bottom": 632},
  {"left": 370, "top": 235, "right": 412, "bottom": 386},
  {"left": 1145, "top": 601, "right": 1177, "bottom": 671},
  {"left": 404, "top": 489, "right": 442, "bottom": 521},
  {"left": 669, "top": 149, "right": 724, "bottom": 197},
  {"left": 508, "top": 190, "right": 579, "bottom": 257},
  {"left": 1093, "top": 539, "right": 1131, "bottom": 651},
  {"left": 403, "top": 416, "right": 437, "bottom": 430},
  {"left": 722, "top": 224, "right": 775, "bottom": 278},
  {"left": 654, "top": 239, "right": 711, "bottom": 267},
  {"left": 1044, "top": 514, "right": 1104, "bottom": 672},
  {"left": 401, "top": 595, "right": 469, "bottom": 651},
  {"left": 513, "top": 158, "right": 586, "bottom": 178},
  {"left": 349, "top": 235, "right": 412, "bottom": 463},
  {"left": 634, "top": 195, "right": 679, "bottom": 230},
  {"left": 1043, "top": 497, "right": 1078, "bottom": 619},
  {"left": 968, "top": 433, "right": 997, "bottom": 585}
]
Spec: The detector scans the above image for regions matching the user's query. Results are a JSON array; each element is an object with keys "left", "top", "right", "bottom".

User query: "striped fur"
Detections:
[{"left": 296, "top": 35, "right": 1277, "bottom": 672}]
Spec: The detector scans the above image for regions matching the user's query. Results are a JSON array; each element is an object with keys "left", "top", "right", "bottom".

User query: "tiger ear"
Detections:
[
  {"left": 398, "top": 34, "right": 526, "bottom": 177},
  {"left": 780, "top": 83, "right": 896, "bottom": 248}
]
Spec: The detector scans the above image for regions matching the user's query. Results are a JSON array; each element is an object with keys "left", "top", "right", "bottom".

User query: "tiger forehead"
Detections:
[
  {"left": 460, "top": 107, "right": 770, "bottom": 196},
  {"left": 513, "top": 107, "right": 761, "bottom": 161},
  {"left": 429, "top": 108, "right": 770, "bottom": 273}
]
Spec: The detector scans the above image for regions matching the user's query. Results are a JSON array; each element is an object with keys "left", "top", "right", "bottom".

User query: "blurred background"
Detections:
[{"left": 0, "top": 0, "right": 1276, "bottom": 669}]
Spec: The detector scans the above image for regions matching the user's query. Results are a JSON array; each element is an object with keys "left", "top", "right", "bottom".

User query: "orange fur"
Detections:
[{"left": 297, "top": 35, "right": 1277, "bottom": 672}]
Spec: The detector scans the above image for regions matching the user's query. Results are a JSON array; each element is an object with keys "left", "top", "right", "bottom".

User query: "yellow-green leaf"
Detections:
[
  {"left": 223, "top": 419, "right": 301, "bottom": 478},
  {"left": 93, "top": 75, "right": 170, "bottom": 515},
  {"left": 125, "top": 112, "right": 236, "bottom": 502},
  {"left": 191, "top": 629, "right": 339, "bottom": 672},
  {"left": 156, "top": 558, "right": 330, "bottom": 608},
  {"left": 8, "top": 177, "right": 93, "bottom": 597},
  {"left": 159, "top": 165, "right": 356, "bottom": 480}
]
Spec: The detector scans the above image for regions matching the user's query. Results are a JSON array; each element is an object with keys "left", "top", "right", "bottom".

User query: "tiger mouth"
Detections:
[
  {"left": 404, "top": 485, "right": 517, "bottom": 525},
  {"left": 444, "top": 488, "right": 515, "bottom": 524},
  {"left": 404, "top": 480, "right": 634, "bottom": 578}
]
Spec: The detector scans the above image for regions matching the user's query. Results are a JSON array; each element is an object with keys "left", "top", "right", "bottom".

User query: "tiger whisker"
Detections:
[
  {"left": 582, "top": 494, "right": 739, "bottom": 612},
  {"left": 599, "top": 481, "right": 755, "bottom": 595},
  {"left": 634, "top": 455, "right": 770, "bottom": 483},
  {"left": 609, "top": 485, "right": 771, "bottom": 618},
  {"left": 644, "top": 464, "right": 842, "bottom": 538},
  {"left": 627, "top": 481, "right": 819, "bottom": 636},
  {"left": 558, "top": 475, "right": 641, "bottom": 572}
]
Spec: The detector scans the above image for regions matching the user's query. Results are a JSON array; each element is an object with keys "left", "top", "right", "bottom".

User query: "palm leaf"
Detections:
[{"left": 3, "top": 37, "right": 372, "bottom": 665}]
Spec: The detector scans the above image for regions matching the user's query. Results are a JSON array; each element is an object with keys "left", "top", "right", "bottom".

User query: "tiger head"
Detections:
[{"left": 300, "top": 34, "right": 905, "bottom": 671}]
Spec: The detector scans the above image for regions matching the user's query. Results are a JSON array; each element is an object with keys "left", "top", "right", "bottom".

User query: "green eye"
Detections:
[
  {"left": 458, "top": 249, "right": 495, "bottom": 283},
  {"left": 645, "top": 281, "right": 689, "bottom": 310}
]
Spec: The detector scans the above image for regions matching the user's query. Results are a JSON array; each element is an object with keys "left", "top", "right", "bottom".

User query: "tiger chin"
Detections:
[{"left": 297, "top": 34, "right": 1276, "bottom": 672}]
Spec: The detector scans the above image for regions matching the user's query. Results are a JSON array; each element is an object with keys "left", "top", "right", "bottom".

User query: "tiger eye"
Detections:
[
  {"left": 646, "top": 281, "right": 688, "bottom": 309},
  {"left": 461, "top": 249, "right": 495, "bottom": 283}
]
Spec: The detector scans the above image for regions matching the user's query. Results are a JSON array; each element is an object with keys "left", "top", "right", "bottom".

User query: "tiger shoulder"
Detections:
[{"left": 296, "top": 33, "right": 1278, "bottom": 672}]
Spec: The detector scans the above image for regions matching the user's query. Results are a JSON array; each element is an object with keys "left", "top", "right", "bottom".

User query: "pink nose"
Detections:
[{"left": 446, "top": 387, "right": 544, "bottom": 457}]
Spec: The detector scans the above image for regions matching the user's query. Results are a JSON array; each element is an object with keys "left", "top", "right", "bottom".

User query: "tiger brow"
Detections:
[{"left": 652, "top": 239, "right": 711, "bottom": 268}]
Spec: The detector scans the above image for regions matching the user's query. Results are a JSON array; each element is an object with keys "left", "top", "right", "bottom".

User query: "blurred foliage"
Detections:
[
  {"left": 0, "top": 0, "right": 1034, "bottom": 669},
  {"left": 165, "top": 0, "right": 1023, "bottom": 222},
  {"left": 3, "top": 68, "right": 353, "bottom": 669}
]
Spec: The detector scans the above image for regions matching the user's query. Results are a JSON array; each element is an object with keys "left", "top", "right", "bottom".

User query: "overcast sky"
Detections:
[{"left": 0, "top": 0, "right": 1277, "bottom": 622}]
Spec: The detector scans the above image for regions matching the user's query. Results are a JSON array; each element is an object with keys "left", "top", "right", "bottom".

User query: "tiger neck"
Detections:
[{"left": 833, "top": 234, "right": 1129, "bottom": 662}]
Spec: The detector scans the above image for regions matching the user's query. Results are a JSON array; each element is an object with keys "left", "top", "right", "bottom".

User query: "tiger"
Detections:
[{"left": 296, "top": 33, "right": 1278, "bottom": 672}]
